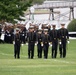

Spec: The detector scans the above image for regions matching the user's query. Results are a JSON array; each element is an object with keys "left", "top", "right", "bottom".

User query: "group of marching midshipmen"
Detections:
[{"left": 0, "top": 23, "right": 69, "bottom": 59}]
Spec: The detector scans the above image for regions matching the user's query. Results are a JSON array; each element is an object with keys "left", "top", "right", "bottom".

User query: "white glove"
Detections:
[
  {"left": 22, "top": 34, "right": 24, "bottom": 36},
  {"left": 67, "top": 41, "right": 70, "bottom": 44},
  {"left": 49, "top": 43, "right": 52, "bottom": 46},
  {"left": 13, "top": 41, "right": 15, "bottom": 44},
  {"left": 35, "top": 42, "right": 38, "bottom": 45},
  {"left": 35, "top": 43, "right": 37, "bottom": 45},
  {"left": 9, "top": 34, "right": 11, "bottom": 36},
  {"left": 21, "top": 44, "right": 24, "bottom": 46},
  {"left": 26, "top": 43, "right": 28, "bottom": 45},
  {"left": 59, "top": 42, "right": 61, "bottom": 45},
  {"left": 50, "top": 44, "right": 52, "bottom": 47},
  {"left": 41, "top": 44, "right": 43, "bottom": 46},
  {"left": 49, "top": 43, "right": 50, "bottom": 46}
]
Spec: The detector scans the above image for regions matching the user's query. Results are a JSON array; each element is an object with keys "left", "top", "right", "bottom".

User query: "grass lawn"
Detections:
[{"left": 0, "top": 39, "right": 76, "bottom": 75}]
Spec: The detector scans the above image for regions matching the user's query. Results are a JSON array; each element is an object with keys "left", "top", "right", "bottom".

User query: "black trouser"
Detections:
[
  {"left": 14, "top": 44, "right": 21, "bottom": 58},
  {"left": 28, "top": 42, "right": 35, "bottom": 59},
  {"left": 37, "top": 43, "right": 42, "bottom": 58},
  {"left": 43, "top": 43, "right": 49, "bottom": 59},
  {"left": 21, "top": 36, "right": 26, "bottom": 44},
  {"left": 52, "top": 40, "right": 58, "bottom": 58},
  {"left": 4, "top": 35, "right": 7, "bottom": 43},
  {"left": 59, "top": 39, "right": 67, "bottom": 58}
]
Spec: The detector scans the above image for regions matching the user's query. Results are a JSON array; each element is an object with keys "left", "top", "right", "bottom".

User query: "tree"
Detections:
[
  {"left": 67, "top": 19, "right": 76, "bottom": 32},
  {"left": 32, "top": 0, "right": 44, "bottom": 4},
  {"left": 0, "top": 0, "right": 32, "bottom": 24}
]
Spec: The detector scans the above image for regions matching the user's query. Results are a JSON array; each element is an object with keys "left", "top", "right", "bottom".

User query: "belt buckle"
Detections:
[
  {"left": 45, "top": 42, "right": 47, "bottom": 44},
  {"left": 17, "top": 39, "right": 19, "bottom": 41},
  {"left": 62, "top": 36, "right": 64, "bottom": 38},
  {"left": 54, "top": 38, "right": 56, "bottom": 40},
  {"left": 39, "top": 39, "right": 41, "bottom": 41}
]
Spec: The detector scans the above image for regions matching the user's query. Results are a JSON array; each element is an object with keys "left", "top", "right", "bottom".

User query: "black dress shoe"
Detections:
[
  {"left": 31, "top": 57, "right": 33, "bottom": 59},
  {"left": 17, "top": 57, "right": 20, "bottom": 59}
]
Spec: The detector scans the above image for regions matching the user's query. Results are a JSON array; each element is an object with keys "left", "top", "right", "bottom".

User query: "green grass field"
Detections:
[{"left": 0, "top": 40, "right": 76, "bottom": 75}]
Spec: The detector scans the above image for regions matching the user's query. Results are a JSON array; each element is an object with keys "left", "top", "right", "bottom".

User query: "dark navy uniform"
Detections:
[
  {"left": 4, "top": 29, "right": 12, "bottom": 43},
  {"left": 50, "top": 25, "right": 58, "bottom": 58},
  {"left": 36, "top": 29, "right": 43, "bottom": 58},
  {"left": 14, "top": 28, "right": 21, "bottom": 59},
  {"left": 42, "top": 29, "right": 50, "bottom": 59},
  {"left": 20, "top": 27, "right": 26, "bottom": 44},
  {"left": 59, "top": 24, "right": 69, "bottom": 58},
  {"left": 48, "top": 25, "right": 51, "bottom": 34},
  {"left": 10, "top": 28, "right": 14, "bottom": 44},
  {"left": 27, "top": 26, "right": 36, "bottom": 59}
]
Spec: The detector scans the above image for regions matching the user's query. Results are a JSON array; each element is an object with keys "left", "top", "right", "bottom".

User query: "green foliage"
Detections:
[
  {"left": 67, "top": 19, "right": 76, "bottom": 32},
  {"left": 32, "top": 0, "right": 44, "bottom": 4},
  {"left": 0, "top": 0, "right": 32, "bottom": 23}
]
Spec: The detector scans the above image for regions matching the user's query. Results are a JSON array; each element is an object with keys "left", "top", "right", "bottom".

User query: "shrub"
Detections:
[{"left": 67, "top": 19, "right": 76, "bottom": 32}]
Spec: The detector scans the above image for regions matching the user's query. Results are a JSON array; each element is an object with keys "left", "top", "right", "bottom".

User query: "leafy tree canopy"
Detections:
[
  {"left": 32, "top": 0, "right": 44, "bottom": 4},
  {"left": 0, "top": 0, "right": 32, "bottom": 24}
]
